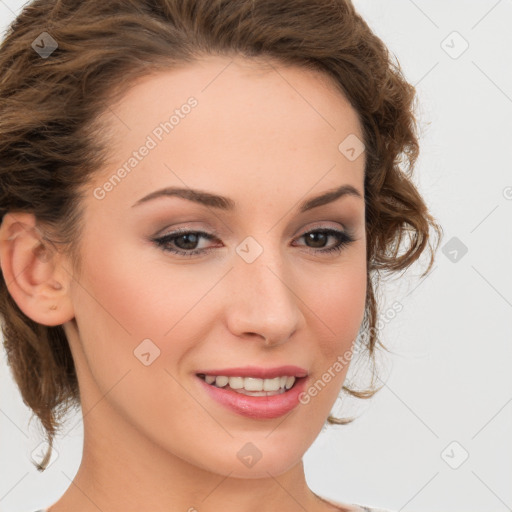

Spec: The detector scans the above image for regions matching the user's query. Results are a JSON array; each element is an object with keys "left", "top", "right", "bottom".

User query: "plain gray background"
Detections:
[{"left": 0, "top": 1, "right": 511, "bottom": 511}]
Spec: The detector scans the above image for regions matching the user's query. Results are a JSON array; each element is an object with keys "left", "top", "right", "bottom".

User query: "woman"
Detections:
[{"left": 0, "top": 1, "right": 441, "bottom": 511}]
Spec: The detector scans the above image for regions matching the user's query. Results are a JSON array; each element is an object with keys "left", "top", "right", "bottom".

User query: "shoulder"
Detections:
[
  {"left": 319, "top": 495, "right": 396, "bottom": 512},
  {"left": 355, "top": 507, "right": 397, "bottom": 512}
]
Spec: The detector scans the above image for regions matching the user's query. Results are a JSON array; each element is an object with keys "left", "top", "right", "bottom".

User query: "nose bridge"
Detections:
[{"left": 225, "top": 234, "right": 302, "bottom": 342}]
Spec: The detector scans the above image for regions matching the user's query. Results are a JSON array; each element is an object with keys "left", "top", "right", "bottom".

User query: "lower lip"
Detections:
[{"left": 196, "top": 375, "right": 308, "bottom": 419}]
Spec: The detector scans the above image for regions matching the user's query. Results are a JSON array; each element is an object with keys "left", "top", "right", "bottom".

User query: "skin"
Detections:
[{"left": 0, "top": 55, "right": 367, "bottom": 512}]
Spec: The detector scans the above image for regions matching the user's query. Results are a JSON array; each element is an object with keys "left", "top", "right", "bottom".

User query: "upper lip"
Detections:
[{"left": 195, "top": 365, "right": 308, "bottom": 379}]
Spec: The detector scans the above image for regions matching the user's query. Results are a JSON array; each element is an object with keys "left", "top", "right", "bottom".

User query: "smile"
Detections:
[{"left": 197, "top": 374, "right": 297, "bottom": 396}]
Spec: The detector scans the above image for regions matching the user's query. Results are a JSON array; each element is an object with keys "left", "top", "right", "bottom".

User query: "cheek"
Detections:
[
  {"left": 74, "top": 227, "right": 208, "bottom": 341},
  {"left": 284, "top": 260, "right": 367, "bottom": 433},
  {"left": 69, "top": 229, "right": 210, "bottom": 396},
  {"left": 326, "top": 266, "right": 366, "bottom": 325},
  {"left": 69, "top": 240, "right": 212, "bottom": 440},
  {"left": 303, "top": 258, "right": 367, "bottom": 347},
  {"left": 297, "top": 256, "right": 367, "bottom": 391}
]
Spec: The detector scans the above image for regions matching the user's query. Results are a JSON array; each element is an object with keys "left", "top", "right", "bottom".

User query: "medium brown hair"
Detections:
[{"left": 0, "top": 0, "right": 442, "bottom": 470}]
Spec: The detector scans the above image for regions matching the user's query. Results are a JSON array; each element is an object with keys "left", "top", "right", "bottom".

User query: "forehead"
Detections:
[
  {"left": 91, "top": 55, "right": 365, "bottom": 207},
  {"left": 102, "top": 55, "right": 363, "bottom": 143}
]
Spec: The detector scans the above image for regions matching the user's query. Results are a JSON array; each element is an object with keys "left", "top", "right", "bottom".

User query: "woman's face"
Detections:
[{"left": 63, "top": 55, "right": 367, "bottom": 478}]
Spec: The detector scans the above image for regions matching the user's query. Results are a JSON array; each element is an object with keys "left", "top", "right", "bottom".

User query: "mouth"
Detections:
[
  {"left": 196, "top": 373, "right": 305, "bottom": 397},
  {"left": 195, "top": 370, "right": 310, "bottom": 419}
]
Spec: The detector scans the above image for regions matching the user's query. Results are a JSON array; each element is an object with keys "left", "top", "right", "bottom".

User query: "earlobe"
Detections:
[{"left": 0, "top": 212, "right": 75, "bottom": 326}]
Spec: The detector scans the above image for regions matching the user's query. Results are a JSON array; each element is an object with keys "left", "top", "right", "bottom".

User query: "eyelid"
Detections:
[
  {"left": 151, "top": 221, "right": 357, "bottom": 259},
  {"left": 155, "top": 220, "right": 349, "bottom": 241},
  {"left": 297, "top": 220, "right": 348, "bottom": 233}
]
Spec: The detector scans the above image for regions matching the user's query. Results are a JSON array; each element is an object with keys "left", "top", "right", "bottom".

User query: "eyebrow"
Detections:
[{"left": 131, "top": 184, "right": 363, "bottom": 213}]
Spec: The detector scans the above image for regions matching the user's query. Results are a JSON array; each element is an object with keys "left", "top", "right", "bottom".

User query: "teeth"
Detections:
[
  {"left": 285, "top": 376, "right": 295, "bottom": 390},
  {"left": 200, "top": 374, "right": 297, "bottom": 392},
  {"left": 215, "top": 376, "right": 229, "bottom": 387},
  {"left": 263, "top": 377, "right": 280, "bottom": 391},
  {"left": 228, "top": 376, "right": 244, "bottom": 389}
]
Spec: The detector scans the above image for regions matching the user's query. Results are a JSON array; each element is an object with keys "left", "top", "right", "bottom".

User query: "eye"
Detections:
[
  {"left": 152, "top": 227, "right": 355, "bottom": 258},
  {"left": 152, "top": 228, "right": 219, "bottom": 257},
  {"left": 294, "top": 228, "right": 355, "bottom": 255}
]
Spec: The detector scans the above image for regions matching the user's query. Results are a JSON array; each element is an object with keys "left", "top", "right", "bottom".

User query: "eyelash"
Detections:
[{"left": 152, "top": 227, "right": 355, "bottom": 258}]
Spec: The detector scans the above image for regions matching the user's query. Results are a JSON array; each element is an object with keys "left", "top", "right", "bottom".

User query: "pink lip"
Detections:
[
  {"left": 196, "top": 374, "right": 309, "bottom": 419},
  {"left": 194, "top": 365, "right": 308, "bottom": 379}
]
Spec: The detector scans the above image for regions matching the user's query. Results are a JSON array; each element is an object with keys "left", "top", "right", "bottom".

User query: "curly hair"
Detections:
[{"left": 0, "top": 0, "right": 442, "bottom": 471}]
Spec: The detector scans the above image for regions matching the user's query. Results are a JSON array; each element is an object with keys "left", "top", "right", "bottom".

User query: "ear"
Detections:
[{"left": 0, "top": 212, "right": 75, "bottom": 326}]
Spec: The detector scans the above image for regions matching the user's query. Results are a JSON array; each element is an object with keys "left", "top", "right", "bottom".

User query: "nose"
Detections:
[{"left": 224, "top": 246, "right": 304, "bottom": 347}]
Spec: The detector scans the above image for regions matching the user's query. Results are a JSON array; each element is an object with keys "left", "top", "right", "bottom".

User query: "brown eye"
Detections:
[
  {"left": 152, "top": 227, "right": 355, "bottom": 258},
  {"left": 153, "top": 229, "right": 218, "bottom": 257},
  {"left": 296, "top": 228, "right": 355, "bottom": 255}
]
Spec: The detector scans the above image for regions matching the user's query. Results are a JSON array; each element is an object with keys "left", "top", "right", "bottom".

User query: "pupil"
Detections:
[
  {"left": 306, "top": 232, "right": 326, "bottom": 248},
  {"left": 177, "top": 233, "right": 198, "bottom": 250}
]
